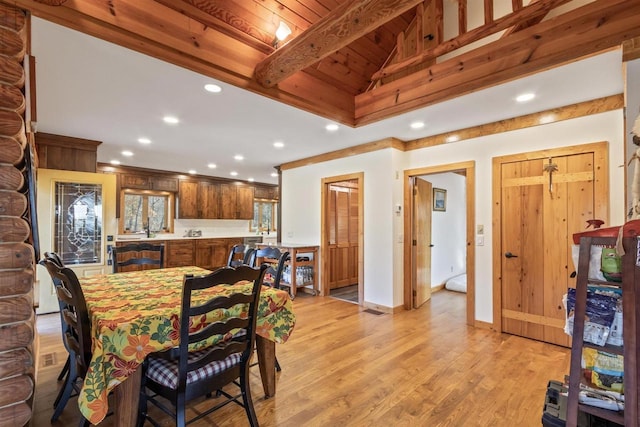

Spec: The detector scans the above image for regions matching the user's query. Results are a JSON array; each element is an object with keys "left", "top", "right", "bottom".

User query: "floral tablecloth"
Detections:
[{"left": 78, "top": 266, "right": 296, "bottom": 424}]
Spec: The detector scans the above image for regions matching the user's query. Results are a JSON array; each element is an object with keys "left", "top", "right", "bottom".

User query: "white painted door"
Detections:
[{"left": 36, "top": 169, "right": 117, "bottom": 314}]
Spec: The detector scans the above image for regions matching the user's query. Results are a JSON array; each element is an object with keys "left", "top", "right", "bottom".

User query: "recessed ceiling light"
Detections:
[
  {"left": 230, "top": 171, "right": 238, "bottom": 177},
  {"left": 204, "top": 84, "right": 222, "bottom": 93},
  {"left": 410, "top": 121, "right": 425, "bottom": 129},
  {"left": 163, "top": 116, "right": 180, "bottom": 124},
  {"left": 445, "top": 135, "right": 459, "bottom": 143},
  {"left": 110, "top": 160, "right": 121, "bottom": 165},
  {"left": 121, "top": 150, "right": 133, "bottom": 157},
  {"left": 138, "top": 137, "right": 151, "bottom": 144},
  {"left": 234, "top": 155, "right": 244, "bottom": 161},
  {"left": 188, "top": 169, "right": 197, "bottom": 175},
  {"left": 247, "top": 178, "right": 255, "bottom": 182},
  {"left": 207, "top": 163, "right": 217, "bottom": 169},
  {"left": 325, "top": 123, "right": 339, "bottom": 132},
  {"left": 273, "top": 141, "right": 285, "bottom": 148},
  {"left": 271, "top": 172, "right": 278, "bottom": 177},
  {"left": 516, "top": 93, "right": 535, "bottom": 103}
]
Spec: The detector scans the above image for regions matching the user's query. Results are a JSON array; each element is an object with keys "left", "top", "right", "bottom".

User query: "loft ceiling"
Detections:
[{"left": 17, "top": 0, "right": 640, "bottom": 128}]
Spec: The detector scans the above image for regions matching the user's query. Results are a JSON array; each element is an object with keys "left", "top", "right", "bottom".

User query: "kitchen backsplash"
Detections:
[{"left": 174, "top": 219, "right": 252, "bottom": 237}]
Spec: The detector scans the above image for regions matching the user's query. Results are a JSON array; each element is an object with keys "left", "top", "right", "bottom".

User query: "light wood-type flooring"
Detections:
[{"left": 33, "top": 290, "right": 571, "bottom": 426}]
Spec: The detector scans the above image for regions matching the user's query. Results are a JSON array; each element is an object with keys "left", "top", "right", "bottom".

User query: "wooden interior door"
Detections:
[
  {"left": 328, "top": 181, "right": 359, "bottom": 289},
  {"left": 500, "top": 151, "right": 600, "bottom": 346},
  {"left": 413, "top": 177, "right": 432, "bottom": 308}
]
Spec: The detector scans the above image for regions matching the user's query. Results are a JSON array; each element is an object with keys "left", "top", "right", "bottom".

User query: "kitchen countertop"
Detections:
[{"left": 115, "top": 233, "right": 268, "bottom": 242}]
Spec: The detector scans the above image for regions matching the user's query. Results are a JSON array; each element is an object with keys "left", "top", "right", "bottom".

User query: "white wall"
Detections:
[
  {"left": 282, "top": 149, "right": 397, "bottom": 307},
  {"left": 281, "top": 109, "right": 625, "bottom": 322},
  {"left": 405, "top": 110, "right": 625, "bottom": 322},
  {"left": 626, "top": 58, "right": 640, "bottom": 215},
  {"left": 420, "top": 173, "right": 467, "bottom": 287}
]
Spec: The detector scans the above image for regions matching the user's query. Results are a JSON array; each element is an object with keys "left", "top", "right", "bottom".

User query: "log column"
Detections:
[{"left": 0, "top": 3, "right": 35, "bottom": 426}]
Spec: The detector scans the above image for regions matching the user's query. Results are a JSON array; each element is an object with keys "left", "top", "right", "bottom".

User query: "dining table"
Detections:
[{"left": 77, "top": 266, "right": 296, "bottom": 426}]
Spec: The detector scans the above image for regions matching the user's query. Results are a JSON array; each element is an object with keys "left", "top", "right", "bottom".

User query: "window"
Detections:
[
  {"left": 55, "top": 181, "right": 103, "bottom": 265},
  {"left": 251, "top": 199, "right": 278, "bottom": 233},
  {"left": 120, "top": 190, "right": 174, "bottom": 234}
]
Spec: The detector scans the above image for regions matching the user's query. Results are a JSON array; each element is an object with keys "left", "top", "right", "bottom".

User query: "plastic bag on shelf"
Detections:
[
  {"left": 571, "top": 244, "right": 605, "bottom": 281},
  {"left": 565, "top": 287, "right": 619, "bottom": 346},
  {"left": 582, "top": 347, "right": 624, "bottom": 393}
]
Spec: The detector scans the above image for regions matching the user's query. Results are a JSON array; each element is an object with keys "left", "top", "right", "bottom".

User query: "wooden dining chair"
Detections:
[
  {"left": 253, "top": 247, "right": 291, "bottom": 295},
  {"left": 40, "top": 257, "right": 92, "bottom": 427},
  {"left": 111, "top": 242, "right": 164, "bottom": 273},
  {"left": 227, "top": 243, "right": 247, "bottom": 267},
  {"left": 138, "top": 264, "right": 267, "bottom": 427}
]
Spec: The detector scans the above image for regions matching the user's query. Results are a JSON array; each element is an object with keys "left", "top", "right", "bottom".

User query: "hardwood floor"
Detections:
[{"left": 33, "top": 290, "right": 570, "bottom": 426}]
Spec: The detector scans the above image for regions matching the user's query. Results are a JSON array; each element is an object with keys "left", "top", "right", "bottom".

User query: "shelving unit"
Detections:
[
  {"left": 567, "top": 232, "right": 639, "bottom": 426},
  {"left": 256, "top": 243, "right": 318, "bottom": 298}
]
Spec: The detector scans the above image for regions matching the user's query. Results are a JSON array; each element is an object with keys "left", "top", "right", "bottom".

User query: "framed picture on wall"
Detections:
[{"left": 433, "top": 188, "right": 447, "bottom": 212}]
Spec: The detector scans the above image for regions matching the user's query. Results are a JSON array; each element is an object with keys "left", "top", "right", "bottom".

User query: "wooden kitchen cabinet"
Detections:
[
  {"left": 121, "top": 173, "right": 178, "bottom": 192},
  {"left": 166, "top": 240, "right": 195, "bottom": 267},
  {"left": 178, "top": 180, "right": 220, "bottom": 219},
  {"left": 178, "top": 181, "right": 199, "bottom": 218},
  {"left": 195, "top": 238, "right": 242, "bottom": 270},
  {"left": 220, "top": 184, "right": 254, "bottom": 219},
  {"left": 199, "top": 181, "right": 220, "bottom": 219}
]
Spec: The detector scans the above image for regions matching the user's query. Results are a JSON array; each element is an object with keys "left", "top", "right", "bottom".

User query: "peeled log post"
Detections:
[
  {"left": 0, "top": 83, "right": 26, "bottom": 114},
  {"left": 0, "top": 3, "right": 27, "bottom": 32},
  {"left": 0, "top": 136, "right": 25, "bottom": 165},
  {"left": 0, "top": 110, "right": 26, "bottom": 141},
  {"left": 0, "top": 348, "right": 33, "bottom": 378},
  {"left": 0, "top": 243, "right": 34, "bottom": 269},
  {"left": 0, "top": 269, "right": 33, "bottom": 297},
  {"left": 0, "top": 322, "right": 33, "bottom": 352},
  {"left": 0, "top": 217, "right": 30, "bottom": 243},
  {"left": 0, "top": 165, "right": 25, "bottom": 191},
  {"left": 0, "top": 296, "right": 33, "bottom": 324},
  {"left": 0, "top": 375, "right": 33, "bottom": 407},
  {"left": 0, "top": 56, "right": 25, "bottom": 87},
  {"left": 0, "top": 4, "right": 35, "bottom": 426},
  {"left": 0, "top": 190, "right": 27, "bottom": 216},
  {"left": 0, "top": 26, "right": 26, "bottom": 60},
  {"left": 0, "top": 402, "right": 31, "bottom": 427}
]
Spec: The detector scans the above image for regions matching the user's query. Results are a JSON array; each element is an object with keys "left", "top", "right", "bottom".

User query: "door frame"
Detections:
[
  {"left": 403, "top": 161, "right": 475, "bottom": 326},
  {"left": 491, "top": 141, "right": 609, "bottom": 333},
  {"left": 321, "top": 172, "right": 364, "bottom": 301}
]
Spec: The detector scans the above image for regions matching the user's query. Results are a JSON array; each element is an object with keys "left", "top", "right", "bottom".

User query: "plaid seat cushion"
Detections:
[{"left": 146, "top": 350, "right": 241, "bottom": 389}]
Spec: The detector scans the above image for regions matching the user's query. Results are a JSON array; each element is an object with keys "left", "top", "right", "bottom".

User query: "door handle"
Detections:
[
  {"left": 505, "top": 252, "right": 518, "bottom": 258},
  {"left": 429, "top": 244, "right": 434, "bottom": 247}
]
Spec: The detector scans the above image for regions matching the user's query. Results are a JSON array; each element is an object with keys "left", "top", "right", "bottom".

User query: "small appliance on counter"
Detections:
[{"left": 184, "top": 229, "right": 202, "bottom": 237}]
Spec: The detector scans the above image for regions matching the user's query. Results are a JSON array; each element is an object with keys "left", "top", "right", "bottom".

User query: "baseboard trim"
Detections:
[
  {"left": 362, "top": 301, "right": 398, "bottom": 314},
  {"left": 474, "top": 320, "right": 493, "bottom": 330},
  {"left": 432, "top": 284, "right": 446, "bottom": 293}
]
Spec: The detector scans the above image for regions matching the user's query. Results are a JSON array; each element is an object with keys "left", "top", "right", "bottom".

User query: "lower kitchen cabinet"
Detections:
[
  {"left": 166, "top": 240, "right": 195, "bottom": 267},
  {"left": 195, "top": 238, "right": 243, "bottom": 270}
]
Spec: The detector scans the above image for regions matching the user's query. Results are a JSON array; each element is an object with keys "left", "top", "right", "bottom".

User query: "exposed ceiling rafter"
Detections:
[
  {"left": 254, "top": 0, "right": 425, "bottom": 88},
  {"left": 371, "top": 0, "right": 571, "bottom": 81}
]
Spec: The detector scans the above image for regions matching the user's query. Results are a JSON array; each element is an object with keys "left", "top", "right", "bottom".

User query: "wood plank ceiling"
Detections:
[{"left": 11, "top": 0, "right": 640, "bottom": 127}]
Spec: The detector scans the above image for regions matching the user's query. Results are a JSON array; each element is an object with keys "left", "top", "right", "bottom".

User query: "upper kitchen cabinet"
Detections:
[
  {"left": 36, "top": 133, "right": 102, "bottom": 173},
  {"left": 254, "top": 184, "right": 279, "bottom": 200},
  {"left": 121, "top": 173, "right": 179, "bottom": 192},
  {"left": 220, "top": 184, "right": 254, "bottom": 219},
  {"left": 178, "top": 180, "right": 220, "bottom": 219}
]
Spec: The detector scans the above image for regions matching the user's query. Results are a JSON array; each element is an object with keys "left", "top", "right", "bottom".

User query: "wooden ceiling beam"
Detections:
[
  {"left": 10, "top": 0, "right": 355, "bottom": 123},
  {"left": 356, "top": 0, "right": 640, "bottom": 124},
  {"left": 152, "top": 0, "right": 274, "bottom": 54},
  {"left": 254, "top": 0, "right": 425, "bottom": 88}
]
